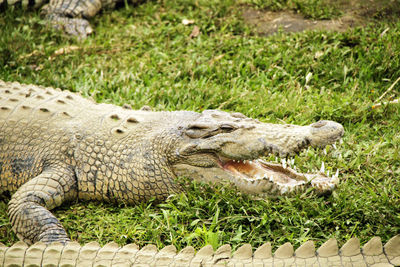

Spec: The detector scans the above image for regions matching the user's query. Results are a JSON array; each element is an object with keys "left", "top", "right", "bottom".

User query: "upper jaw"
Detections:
[
  {"left": 201, "top": 120, "right": 345, "bottom": 160},
  {"left": 261, "top": 120, "right": 345, "bottom": 158}
]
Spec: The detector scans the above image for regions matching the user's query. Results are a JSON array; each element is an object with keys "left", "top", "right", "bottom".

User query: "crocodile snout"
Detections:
[{"left": 309, "top": 120, "right": 344, "bottom": 147}]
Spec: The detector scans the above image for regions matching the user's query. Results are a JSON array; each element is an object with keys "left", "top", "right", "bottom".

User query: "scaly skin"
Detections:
[
  {"left": 0, "top": 80, "right": 344, "bottom": 245},
  {"left": 1, "top": 236, "right": 400, "bottom": 266},
  {"left": 0, "top": 0, "right": 145, "bottom": 38}
]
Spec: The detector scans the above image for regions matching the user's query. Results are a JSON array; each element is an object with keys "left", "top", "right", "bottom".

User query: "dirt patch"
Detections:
[
  {"left": 243, "top": 0, "right": 400, "bottom": 35},
  {"left": 243, "top": 9, "right": 360, "bottom": 35}
]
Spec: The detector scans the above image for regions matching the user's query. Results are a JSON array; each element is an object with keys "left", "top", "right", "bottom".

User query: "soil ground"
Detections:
[{"left": 243, "top": 0, "right": 400, "bottom": 35}]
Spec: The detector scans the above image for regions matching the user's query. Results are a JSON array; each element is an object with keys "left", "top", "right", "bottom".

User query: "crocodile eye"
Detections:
[
  {"left": 185, "top": 122, "right": 237, "bottom": 139},
  {"left": 220, "top": 124, "right": 236, "bottom": 132},
  {"left": 185, "top": 125, "right": 210, "bottom": 139},
  {"left": 185, "top": 123, "right": 218, "bottom": 139}
]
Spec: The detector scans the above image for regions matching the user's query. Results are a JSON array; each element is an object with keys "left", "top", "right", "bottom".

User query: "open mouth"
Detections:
[{"left": 218, "top": 156, "right": 339, "bottom": 195}]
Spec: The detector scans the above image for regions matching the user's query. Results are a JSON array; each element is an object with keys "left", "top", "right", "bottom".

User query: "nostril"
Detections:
[{"left": 311, "top": 120, "right": 328, "bottom": 128}]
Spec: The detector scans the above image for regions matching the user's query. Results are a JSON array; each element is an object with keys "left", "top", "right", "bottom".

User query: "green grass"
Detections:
[{"left": 0, "top": 0, "right": 399, "bottom": 251}]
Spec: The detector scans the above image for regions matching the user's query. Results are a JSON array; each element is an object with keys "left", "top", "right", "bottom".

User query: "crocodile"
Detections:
[
  {"left": 0, "top": 80, "right": 345, "bottom": 246},
  {"left": 1, "top": 236, "right": 400, "bottom": 266},
  {"left": 0, "top": 0, "right": 144, "bottom": 38}
]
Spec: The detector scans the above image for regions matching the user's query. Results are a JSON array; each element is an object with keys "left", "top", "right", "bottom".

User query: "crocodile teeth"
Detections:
[
  {"left": 281, "top": 159, "right": 287, "bottom": 169},
  {"left": 331, "top": 169, "right": 340, "bottom": 184},
  {"left": 320, "top": 162, "right": 325, "bottom": 173},
  {"left": 223, "top": 157, "right": 339, "bottom": 195},
  {"left": 280, "top": 186, "right": 289, "bottom": 194}
]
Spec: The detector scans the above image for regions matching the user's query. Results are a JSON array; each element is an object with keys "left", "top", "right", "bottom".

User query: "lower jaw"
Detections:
[{"left": 222, "top": 159, "right": 338, "bottom": 196}]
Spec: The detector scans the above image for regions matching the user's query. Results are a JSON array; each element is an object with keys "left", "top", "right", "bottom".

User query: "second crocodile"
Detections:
[{"left": 1, "top": 0, "right": 145, "bottom": 38}]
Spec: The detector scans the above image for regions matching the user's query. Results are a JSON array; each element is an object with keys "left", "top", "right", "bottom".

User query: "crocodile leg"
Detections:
[
  {"left": 7, "top": 164, "right": 77, "bottom": 245},
  {"left": 46, "top": 16, "right": 94, "bottom": 37},
  {"left": 41, "top": 0, "right": 103, "bottom": 38}
]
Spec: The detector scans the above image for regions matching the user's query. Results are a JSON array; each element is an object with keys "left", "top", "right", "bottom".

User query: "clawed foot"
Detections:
[{"left": 47, "top": 16, "right": 93, "bottom": 39}]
